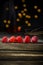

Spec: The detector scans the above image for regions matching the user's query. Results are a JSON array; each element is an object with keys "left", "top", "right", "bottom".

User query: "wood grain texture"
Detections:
[
  {"left": 0, "top": 61, "right": 43, "bottom": 65},
  {"left": 0, "top": 43, "right": 43, "bottom": 51}
]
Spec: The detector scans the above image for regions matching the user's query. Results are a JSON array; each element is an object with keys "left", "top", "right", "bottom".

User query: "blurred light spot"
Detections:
[
  {"left": 23, "top": 4, "right": 26, "bottom": 7},
  {"left": 26, "top": 15, "right": 31, "bottom": 19},
  {"left": 21, "top": 10, "right": 24, "bottom": 13},
  {"left": 22, "top": 0, "right": 25, "bottom": 3},
  {"left": 28, "top": 23, "right": 31, "bottom": 26},
  {"left": 34, "top": 5, "right": 38, "bottom": 9},
  {"left": 37, "top": 9, "right": 41, "bottom": 13},
  {"left": 24, "top": 8, "right": 27, "bottom": 12},
  {"left": 5, "top": 7, "right": 9, "bottom": 11},
  {"left": 34, "top": 15, "right": 38, "bottom": 19},
  {"left": 25, "top": 21, "right": 28, "bottom": 24},
  {"left": 8, "top": 20, "right": 11, "bottom": 24},
  {"left": 3, "top": 20, "right": 7, "bottom": 23},
  {"left": 18, "top": 13, "right": 22, "bottom": 18},
  {"left": 5, "top": 24, "right": 9, "bottom": 28},
  {"left": 18, "top": 26, "right": 21, "bottom": 31},
  {"left": 23, "top": 13, "right": 26, "bottom": 16},
  {"left": 14, "top": 6, "right": 18, "bottom": 10},
  {"left": 16, "top": 18, "right": 20, "bottom": 22}
]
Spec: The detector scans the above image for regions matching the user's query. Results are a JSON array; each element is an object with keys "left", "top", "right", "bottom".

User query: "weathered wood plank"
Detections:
[{"left": 0, "top": 43, "right": 43, "bottom": 51}]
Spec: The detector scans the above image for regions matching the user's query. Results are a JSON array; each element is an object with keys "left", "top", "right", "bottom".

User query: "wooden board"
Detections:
[{"left": 0, "top": 42, "right": 43, "bottom": 51}]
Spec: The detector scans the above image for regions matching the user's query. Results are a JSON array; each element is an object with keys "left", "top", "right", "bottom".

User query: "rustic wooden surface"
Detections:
[
  {"left": 0, "top": 61, "right": 43, "bottom": 65},
  {"left": 0, "top": 42, "right": 43, "bottom": 51},
  {"left": 0, "top": 43, "right": 43, "bottom": 61},
  {"left": 0, "top": 32, "right": 43, "bottom": 65},
  {"left": 0, "top": 43, "right": 43, "bottom": 65}
]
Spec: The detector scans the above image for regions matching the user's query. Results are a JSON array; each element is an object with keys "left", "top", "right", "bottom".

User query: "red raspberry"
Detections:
[
  {"left": 9, "top": 36, "right": 16, "bottom": 43},
  {"left": 23, "top": 35, "right": 30, "bottom": 43},
  {"left": 31, "top": 36, "right": 38, "bottom": 43},
  {"left": 2, "top": 36, "right": 8, "bottom": 43},
  {"left": 16, "top": 36, "right": 23, "bottom": 43}
]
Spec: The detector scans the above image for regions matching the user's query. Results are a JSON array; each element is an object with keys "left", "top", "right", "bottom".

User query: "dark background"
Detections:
[{"left": 0, "top": 0, "right": 43, "bottom": 33}]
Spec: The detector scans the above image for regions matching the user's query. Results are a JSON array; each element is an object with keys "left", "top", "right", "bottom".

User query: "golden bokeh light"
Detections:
[
  {"left": 21, "top": 10, "right": 24, "bottom": 13},
  {"left": 18, "top": 13, "right": 22, "bottom": 18},
  {"left": 24, "top": 8, "right": 27, "bottom": 12},
  {"left": 14, "top": 6, "right": 18, "bottom": 10},
  {"left": 34, "top": 5, "right": 38, "bottom": 9},
  {"left": 8, "top": 20, "right": 11, "bottom": 24},
  {"left": 37, "top": 9, "right": 41, "bottom": 13},
  {"left": 3, "top": 20, "right": 7, "bottom": 23},
  {"left": 3, "top": 1, "right": 42, "bottom": 30},
  {"left": 5, "top": 24, "right": 9, "bottom": 28},
  {"left": 23, "top": 13, "right": 26, "bottom": 16},
  {"left": 23, "top": 4, "right": 26, "bottom": 7},
  {"left": 26, "top": 15, "right": 31, "bottom": 19},
  {"left": 22, "top": 0, "right": 25, "bottom": 3},
  {"left": 28, "top": 23, "right": 31, "bottom": 26},
  {"left": 16, "top": 18, "right": 20, "bottom": 22},
  {"left": 25, "top": 21, "right": 28, "bottom": 24},
  {"left": 34, "top": 15, "right": 38, "bottom": 19}
]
